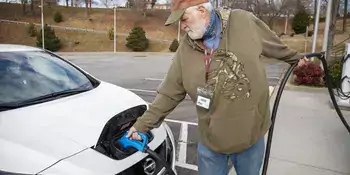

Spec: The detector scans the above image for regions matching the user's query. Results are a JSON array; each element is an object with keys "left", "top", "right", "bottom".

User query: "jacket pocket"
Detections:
[{"left": 208, "top": 105, "right": 263, "bottom": 152}]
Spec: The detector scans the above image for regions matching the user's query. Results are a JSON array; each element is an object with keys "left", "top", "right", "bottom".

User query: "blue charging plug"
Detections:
[
  {"left": 117, "top": 131, "right": 149, "bottom": 152},
  {"left": 117, "top": 131, "right": 177, "bottom": 175}
]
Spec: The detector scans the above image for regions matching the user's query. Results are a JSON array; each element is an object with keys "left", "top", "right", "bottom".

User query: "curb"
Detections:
[
  {"left": 55, "top": 52, "right": 176, "bottom": 57},
  {"left": 284, "top": 74, "right": 328, "bottom": 93}
]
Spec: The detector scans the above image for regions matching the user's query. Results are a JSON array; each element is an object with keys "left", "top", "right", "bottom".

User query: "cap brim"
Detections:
[{"left": 164, "top": 9, "right": 186, "bottom": 26}]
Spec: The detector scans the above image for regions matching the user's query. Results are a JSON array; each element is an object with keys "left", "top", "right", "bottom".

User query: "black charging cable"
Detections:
[
  {"left": 261, "top": 52, "right": 350, "bottom": 175},
  {"left": 143, "top": 147, "right": 176, "bottom": 175}
]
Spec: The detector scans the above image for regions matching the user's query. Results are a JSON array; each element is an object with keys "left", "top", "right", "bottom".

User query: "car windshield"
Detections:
[{"left": 0, "top": 51, "right": 96, "bottom": 106}]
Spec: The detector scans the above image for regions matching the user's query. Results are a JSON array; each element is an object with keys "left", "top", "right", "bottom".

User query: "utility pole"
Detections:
[
  {"left": 41, "top": 0, "right": 44, "bottom": 49},
  {"left": 114, "top": 5, "right": 116, "bottom": 53},
  {"left": 322, "top": 0, "right": 333, "bottom": 52},
  {"left": 312, "top": 0, "right": 321, "bottom": 55},
  {"left": 284, "top": 13, "right": 288, "bottom": 34}
]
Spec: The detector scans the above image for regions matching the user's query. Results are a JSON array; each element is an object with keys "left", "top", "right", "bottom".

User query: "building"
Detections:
[{"left": 153, "top": 3, "right": 171, "bottom": 10}]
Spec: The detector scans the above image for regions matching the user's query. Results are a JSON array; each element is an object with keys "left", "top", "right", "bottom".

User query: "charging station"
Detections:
[{"left": 331, "top": 43, "right": 350, "bottom": 109}]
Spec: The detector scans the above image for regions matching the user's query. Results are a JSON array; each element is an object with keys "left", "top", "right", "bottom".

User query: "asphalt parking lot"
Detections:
[{"left": 62, "top": 53, "right": 290, "bottom": 175}]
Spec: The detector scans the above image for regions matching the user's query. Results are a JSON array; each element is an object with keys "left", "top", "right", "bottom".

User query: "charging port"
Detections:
[{"left": 93, "top": 104, "right": 154, "bottom": 160}]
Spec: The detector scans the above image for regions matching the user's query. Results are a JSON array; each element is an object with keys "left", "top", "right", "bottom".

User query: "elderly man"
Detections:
[{"left": 127, "top": 0, "right": 307, "bottom": 174}]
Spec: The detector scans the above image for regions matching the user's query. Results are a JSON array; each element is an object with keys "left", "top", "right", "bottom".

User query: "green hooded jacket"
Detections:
[{"left": 133, "top": 7, "right": 304, "bottom": 154}]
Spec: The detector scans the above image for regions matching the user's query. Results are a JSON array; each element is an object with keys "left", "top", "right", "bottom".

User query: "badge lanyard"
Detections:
[{"left": 203, "top": 36, "right": 216, "bottom": 81}]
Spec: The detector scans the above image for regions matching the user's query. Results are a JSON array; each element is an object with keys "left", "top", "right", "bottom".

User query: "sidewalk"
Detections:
[{"left": 229, "top": 87, "right": 350, "bottom": 175}]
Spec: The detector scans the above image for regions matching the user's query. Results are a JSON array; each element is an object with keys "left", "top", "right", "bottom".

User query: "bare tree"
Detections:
[
  {"left": 21, "top": 0, "right": 28, "bottom": 14},
  {"left": 343, "top": 0, "right": 348, "bottom": 32},
  {"left": 265, "top": 0, "right": 299, "bottom": 28},
  {"left": 128, "top": 0, "right": 149, "bottom": 17},
  {"left": 326, "top": 0, "right": 341, "bottom": 60},
  {"left": 100, "top": 0, "right": 111, "bottom": 8},
  {"left": 85, "top": 0, "right": 90, "bottom": 18},
  {"left": 228, "top": 0, "right": 299, "bottom": 28},
  {"left": 30, "top": 0, "right": 36, "bottom": 15},
  {"left": 45, "top": 0, "right": 59, "bottom": 8}
]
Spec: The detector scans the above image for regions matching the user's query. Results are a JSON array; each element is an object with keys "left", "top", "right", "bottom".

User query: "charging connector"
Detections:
[{"left": 117, "top": 132, "right": 176, "bottom": 175}]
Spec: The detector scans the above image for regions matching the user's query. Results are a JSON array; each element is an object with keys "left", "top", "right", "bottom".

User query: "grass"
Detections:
[
  {"left": 0, "top": 22, "right": 170, "bottom": 52},
  {"left": 1, "top": 2, "right": 350, "bottom": 53},
  {"left": 0, "top": 3, "right": 181, "bottom": 41}
]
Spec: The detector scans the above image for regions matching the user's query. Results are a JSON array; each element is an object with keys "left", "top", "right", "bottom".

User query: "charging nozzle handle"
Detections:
[
  {"left": 118, "top": 131, "right": 149, "bottom": 152},
  {"left": 137, "top": 132, "right": 148, "bottom": 152}
]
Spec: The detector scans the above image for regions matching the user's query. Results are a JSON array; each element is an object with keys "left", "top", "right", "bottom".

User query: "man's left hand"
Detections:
[{"left": 297, "top": 56, "right": 308, "bottom": 67}]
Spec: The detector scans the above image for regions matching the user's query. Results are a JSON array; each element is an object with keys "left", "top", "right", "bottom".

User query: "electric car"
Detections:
[{"left": 0, "top": 44, "right": 177, "bottom": 175}]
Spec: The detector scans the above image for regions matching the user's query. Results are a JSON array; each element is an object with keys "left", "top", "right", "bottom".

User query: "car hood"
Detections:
[{"left": 0, "top": 82, "right": 165, "bottom": 174}]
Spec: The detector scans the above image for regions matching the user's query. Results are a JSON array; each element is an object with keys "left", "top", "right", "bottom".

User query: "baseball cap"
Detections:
[{"left": 164, "top": 0, "right": 209, "bottom": 26}]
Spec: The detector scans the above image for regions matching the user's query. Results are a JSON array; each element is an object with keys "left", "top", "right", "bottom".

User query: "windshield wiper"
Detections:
[
  {"left": 21, "top": 88, "right": 91, "bottom": 104},
  {"left": 0, "top": 105, "right": 19, "bottom": 112},
  {"left": 0, "top": 88, "right": 91, "bottom": 112}
]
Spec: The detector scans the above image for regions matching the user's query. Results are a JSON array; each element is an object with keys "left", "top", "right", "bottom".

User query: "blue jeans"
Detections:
[{"left": 197, "top": 137, "right": 265, "bottom": 175}]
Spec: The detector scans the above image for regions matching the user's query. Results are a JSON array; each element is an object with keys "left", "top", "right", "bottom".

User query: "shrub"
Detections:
[
  {"left": 293, "top": 61, "right": 324, "bottom": 86},
  {"left": 307, "top": 30, "right": 313, "bottom": 37},
  {"left": 27, "top": 22, "right": 37, "bottom": 37},
  {"left": 169, "top": 39, "right": 179, "bottom": 52},
  {"left": 36, "top": 24, "right": 61, "bottom": 52},
  {"left": 108, "top": 27, "right": 114, "bottom": 40},
  {"left": 53, "top": 11, "right": 63, "bottom": 23},
  {"left": 327, "top": 58, "right": 343, "bottom": 88},
  {"left": 292, "top": 8, "right": 310, "bottom": 34},
  {"left": 125, "top": 26, "right": 149, "bottom": 51}
]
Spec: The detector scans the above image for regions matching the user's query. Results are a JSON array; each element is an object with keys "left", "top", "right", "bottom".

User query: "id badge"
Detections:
[{"left": 196, "top": 86, "right": 214, "bottom": 110}]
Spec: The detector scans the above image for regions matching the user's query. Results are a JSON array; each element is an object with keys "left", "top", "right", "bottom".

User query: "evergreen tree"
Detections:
[
  {"left": 36, "top": 24, "right": 61, "bottom": 52},
  {"left": 292, "top": 8, "right": 311, "bottom": 34},
  {"left": 169, "top": 39, "right": 179, "bottom": 52},
  {"left": 125, "top": 26, "right": 149, "bottom": 51}
]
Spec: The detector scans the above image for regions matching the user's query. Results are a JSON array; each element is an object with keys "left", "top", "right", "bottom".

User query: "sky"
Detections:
[
  {"left": 59, "top": 0, "right": 170, "bottom": 8},
  {"left": 2, "top": 0, "right": 350, "bottom": 11},
  {"left": 0, "top": 0, "right": 169, "bottom": 8}
]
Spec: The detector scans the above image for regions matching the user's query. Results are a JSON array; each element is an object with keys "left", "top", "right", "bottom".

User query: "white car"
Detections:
[{"left": 0, "top": 44, "right": 177, "bottom": 175}]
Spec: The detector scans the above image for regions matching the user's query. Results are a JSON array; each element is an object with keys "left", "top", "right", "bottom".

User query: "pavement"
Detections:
[
  {"left": 60, "top": 52, "right": 350, "bottom": 175},
  {"left": 259, "top": 88, "right": 350, "bottom": 175}
]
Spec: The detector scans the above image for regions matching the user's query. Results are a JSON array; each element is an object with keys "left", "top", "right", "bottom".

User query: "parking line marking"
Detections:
[
  {"left": 130, "top": 86, "right": 274, "bottom": 96},
  {"left": 269, "top": 86, "right": 274, "bottom": 96},
  {"left": 178, "top": 123, "right": 188, "bottom": 163},
  {"left": 127, "top": 88, "right": 157, "bottom": 93},
  {"left": 176, "top": 162, "right": 198, "bottom": 171},
  {"left": 165, "top": 119, "right": 198, "bottom": 126},
  {"left": 145, "top": 77, "right": 163, "bottom": 81}
]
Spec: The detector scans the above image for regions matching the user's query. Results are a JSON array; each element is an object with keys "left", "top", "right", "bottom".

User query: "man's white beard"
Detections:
[{"left": 185, "top": 18, "right": 207, "bottom": 40}]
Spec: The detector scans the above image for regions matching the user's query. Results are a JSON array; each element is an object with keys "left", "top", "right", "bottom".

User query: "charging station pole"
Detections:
[
  {"left": 341, "top": 44, "right": 350, "bottom": 95},
  {"left": 332, "top": 43, "right": 350, "bottom": 108}
]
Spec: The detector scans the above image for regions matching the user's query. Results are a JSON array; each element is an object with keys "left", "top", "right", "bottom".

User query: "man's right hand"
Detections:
[{"left": 126, "top": 126, "right": 142, "bottom": 140}]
